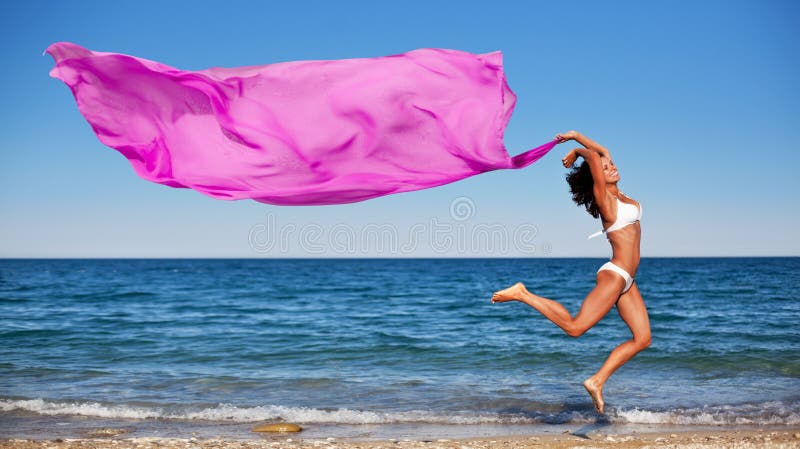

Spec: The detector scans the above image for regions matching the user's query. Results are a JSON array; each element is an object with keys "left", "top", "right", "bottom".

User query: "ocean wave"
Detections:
[
  {"left": 612, "top": 401, "right": 800, "bottom": 426},
  {"left": 0, "top": 399, "right": 535, "bottom": 424},
  {"left": 2, "top": 398, "right": 799, "bottom": 426}
]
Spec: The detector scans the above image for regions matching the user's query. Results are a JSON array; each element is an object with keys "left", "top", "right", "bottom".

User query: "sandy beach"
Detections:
[{"left": 3, "top": 429, "right": 800, "bottom": 449}]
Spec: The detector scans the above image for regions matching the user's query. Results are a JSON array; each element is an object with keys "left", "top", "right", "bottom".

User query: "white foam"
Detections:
[
  {"left": 613, "top": 401, "right": 800, "bottom": 426},
  {"left": 2, "top": 398, "right": 798, "bottom": 426},
  {"left": 0, "top": 399, "right": 535, "bottom": 424},
  {"left": 0, "top": 399, "right": 163, "bottom": 420},
  {"left": 185, "top": 404, "right": 545, "bottom": 424}
]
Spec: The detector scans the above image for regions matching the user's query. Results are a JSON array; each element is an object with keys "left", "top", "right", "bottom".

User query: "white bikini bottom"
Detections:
[{"left": 597, "top": 261, "right": 634, "bottom": 293}]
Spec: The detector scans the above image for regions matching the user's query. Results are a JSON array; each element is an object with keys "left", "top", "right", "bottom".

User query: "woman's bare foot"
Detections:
[
  {"left": 491, "top": 282, "right": 528, "bottom": 303},
  {"left": 583, "top": 377, "right": 605, "bottom": 414}
]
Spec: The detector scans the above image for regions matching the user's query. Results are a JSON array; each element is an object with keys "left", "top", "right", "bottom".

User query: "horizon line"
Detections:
[{"left": 1, "top": 256, "right": 797, "bottom": 260}]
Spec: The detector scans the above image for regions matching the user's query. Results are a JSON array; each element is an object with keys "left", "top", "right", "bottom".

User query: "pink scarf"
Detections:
[{"left": 46, "top": 42, "right": 559, "bottom": 205}]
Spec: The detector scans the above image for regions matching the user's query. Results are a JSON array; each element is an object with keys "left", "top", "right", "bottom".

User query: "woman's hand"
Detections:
[
  {"left": 561, "top": 150, "right": 578, "bottom": 168},
  {"left": 555, "top": 131, "right": 579, "bottom": 143}
]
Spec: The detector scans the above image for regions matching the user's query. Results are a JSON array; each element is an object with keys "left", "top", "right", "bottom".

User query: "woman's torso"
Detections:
[{"left": 601, "top": 193, "right": 642, "bottom": 277}]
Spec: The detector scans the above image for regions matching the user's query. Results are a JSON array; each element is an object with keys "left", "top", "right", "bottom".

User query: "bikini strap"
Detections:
[{"left": 587, "top": 230, "right": 605, "bottom": 239}]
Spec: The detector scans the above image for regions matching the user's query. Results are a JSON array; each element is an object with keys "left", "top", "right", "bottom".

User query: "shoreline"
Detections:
[
  {"left": 2, "top": 428, "right": 800, "bottom": 448},
  {"left": 4, "top": 414, "right": 798, "bottom": 441}
]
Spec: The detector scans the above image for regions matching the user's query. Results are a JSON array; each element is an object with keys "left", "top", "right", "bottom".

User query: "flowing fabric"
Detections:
[{"left": 45, "top": 42, "right": 560, "bottom": 205}]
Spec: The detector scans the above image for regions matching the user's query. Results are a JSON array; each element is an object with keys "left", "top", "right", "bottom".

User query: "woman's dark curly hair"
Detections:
[{"left": 566, "top": 160, "right": 601, "bottom": 219}]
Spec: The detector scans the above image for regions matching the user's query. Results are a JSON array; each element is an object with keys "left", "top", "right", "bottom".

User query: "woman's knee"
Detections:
[
  {"left": 634, "top": 334, "right": 652, "bottom": 351},
  {"left": 565, "top": 321, "right": 588, "bottom": 338}
]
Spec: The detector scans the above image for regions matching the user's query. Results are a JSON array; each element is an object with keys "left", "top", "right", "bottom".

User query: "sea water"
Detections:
[{"left": 1, "top": 258, "right": 798, "bottom": 439}]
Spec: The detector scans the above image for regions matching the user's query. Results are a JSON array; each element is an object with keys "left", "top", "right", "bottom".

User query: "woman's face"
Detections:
[{"left": 600, "top": 156, "right": 620, "bottom": 183}]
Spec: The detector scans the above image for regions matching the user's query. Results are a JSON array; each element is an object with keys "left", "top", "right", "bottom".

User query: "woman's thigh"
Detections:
[
  {"left": 572, "top": 270, "right": 627, "bottom": 331},
  {"left": 615, "top": 281, "right": 651, "bottom": 341}
]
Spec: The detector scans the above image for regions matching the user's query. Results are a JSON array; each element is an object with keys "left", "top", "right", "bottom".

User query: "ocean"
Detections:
[{"left": 1, "top": 258, "right": 798, "bottom": 440}]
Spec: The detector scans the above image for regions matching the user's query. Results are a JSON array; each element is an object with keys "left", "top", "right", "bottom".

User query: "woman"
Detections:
[{"left": 490, "top": 130, "right": 651, "bottom": 414}]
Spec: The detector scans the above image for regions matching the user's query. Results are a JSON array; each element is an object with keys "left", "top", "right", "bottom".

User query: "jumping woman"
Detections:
[{"left": 490, "top": 130, "right": 651, "bottom": 414}]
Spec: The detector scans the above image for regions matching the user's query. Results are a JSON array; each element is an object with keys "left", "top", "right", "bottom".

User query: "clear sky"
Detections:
[{"left": 1, "top": 0, "right": 798, "bottom": 258}]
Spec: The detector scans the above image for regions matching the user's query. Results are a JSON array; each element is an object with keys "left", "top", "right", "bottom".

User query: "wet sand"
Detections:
[{"left": 3, "top": 429, "right": 800, "bottom": 449}]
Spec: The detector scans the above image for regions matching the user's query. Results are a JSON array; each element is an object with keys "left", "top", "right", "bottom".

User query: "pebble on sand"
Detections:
[{"left": 251, "top": 423, "right": 303, "bottom": 433}]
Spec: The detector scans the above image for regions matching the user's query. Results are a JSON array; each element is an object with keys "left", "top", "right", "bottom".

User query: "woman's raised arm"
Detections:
[
  {"left": 556, "top": 131, "right": 611, "bottom": 159},
  {"left": 561, "top": 144, "right": 611, "bottom": 211}
]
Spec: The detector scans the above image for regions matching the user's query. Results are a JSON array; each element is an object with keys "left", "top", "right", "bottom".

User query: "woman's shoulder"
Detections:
[{"left": 619, "top": 192, "right": 641, "bottom": 209}]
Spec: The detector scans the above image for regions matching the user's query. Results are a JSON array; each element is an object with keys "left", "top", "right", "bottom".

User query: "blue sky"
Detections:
[{"left": 1, "top": 0, "right": 798, "bottom": 257}]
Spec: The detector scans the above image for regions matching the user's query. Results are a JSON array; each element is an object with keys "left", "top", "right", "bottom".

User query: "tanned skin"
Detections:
[{"left": 491, "top": 131, "right": 651, "bottom": 414}]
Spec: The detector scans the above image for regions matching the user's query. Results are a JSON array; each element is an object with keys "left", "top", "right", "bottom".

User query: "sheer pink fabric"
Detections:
[{"left": 46, "top": 42, "right": 559, "bottom": 205}]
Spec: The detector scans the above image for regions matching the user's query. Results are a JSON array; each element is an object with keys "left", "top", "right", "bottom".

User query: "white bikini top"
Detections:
[{"left": 588, "top": 194, "right": 642, "bottom": 239}]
